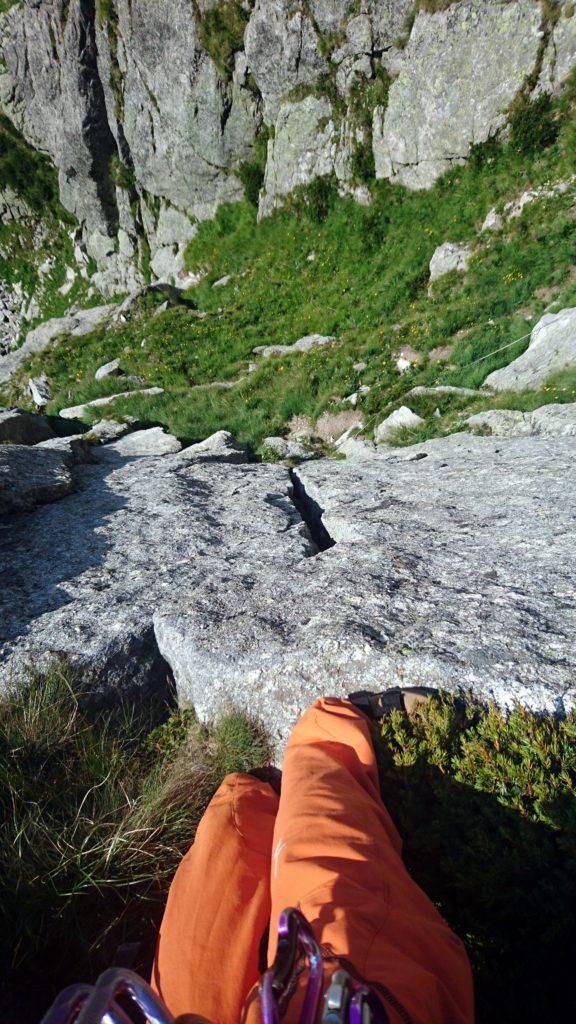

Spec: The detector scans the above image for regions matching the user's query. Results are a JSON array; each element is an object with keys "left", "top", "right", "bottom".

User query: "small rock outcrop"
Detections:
[
  {"left": 0, "top": 305, "right": 115, "bottom": 385},
  {"left": 467, "top": 402, "right": 576, "bottom": 437},
  {"left": 254, "top": 334, "right": 336, "bottom": 359},
  {"left": 260, "top": 436, "right": 313, "bottom": 461},
  {"left": 95, "top": 359, "right": 123, "bottom": 381},
  {"left": 375, "top": 406, "right": 424, "bottom": 443},
  {"left": 29, "top": 375, "right": 52, "bottom": 408},
  {"left": 429, "top": 242, "right": 472, "bottom": 283},
  {"left": 0, "top": 408, "right": 55, "bottom": 445},
  {"left": 484, "top": 307, "right": 576, "bottom": 391},
  {"left": 59, "top": 388, "right": 164, "bottom": 420}
]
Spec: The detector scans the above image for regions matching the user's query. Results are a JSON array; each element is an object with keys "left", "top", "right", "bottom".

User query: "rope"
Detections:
[{"left": 462, "top": 329, "right": 532, "bottom": 369}]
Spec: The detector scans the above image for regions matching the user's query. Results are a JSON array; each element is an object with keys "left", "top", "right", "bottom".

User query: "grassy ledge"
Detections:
[{"left": 3, "top": 74, "right": 576, "bottom": 446}]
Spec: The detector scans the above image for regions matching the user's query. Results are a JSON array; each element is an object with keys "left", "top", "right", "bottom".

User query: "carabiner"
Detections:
[{"left": 260, "top": 908, "right": 324, "bottom": 1024}]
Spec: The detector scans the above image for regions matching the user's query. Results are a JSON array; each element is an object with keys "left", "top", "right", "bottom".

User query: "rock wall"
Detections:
[{"left": 1, "top": 0, "right": 575, "bottom": 292}]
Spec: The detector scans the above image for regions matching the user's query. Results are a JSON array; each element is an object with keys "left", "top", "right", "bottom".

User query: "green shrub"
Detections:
[
  {"left": 510, "top": 93, "right": 560, "bottom": 155},
  {"left": 197, "top": 0, "right": 249, "bottom": 78},
  {"left": 109, "top": 153, "right": 135, "bottom": 191},
  {"left": 0, "top": 115, "right": 68, "bottom": 217},
  {"left": 237, "top": 161, "right": 264, "bottom": 207},
  {"left": 376, "top": 695, "right": 576, "bottom": 1024},
  {"left": 351, "top": 140, "right": 375, "bottom": 184},
  {"left": 294, "top": 174, "right": 339, "bottom": 224}
]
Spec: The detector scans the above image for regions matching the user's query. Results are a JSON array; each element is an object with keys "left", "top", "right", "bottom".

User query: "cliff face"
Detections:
[{"left": 1, "top": 0, "right": 575, "bottom": 294}]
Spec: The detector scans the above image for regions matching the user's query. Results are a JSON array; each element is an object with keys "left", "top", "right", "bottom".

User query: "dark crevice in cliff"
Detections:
[
  {"left": 289, "top": 469, "right": 336, "bottom": 554},
  {"left": 77, "top": 0, "right": 120, "bottom": 234}
]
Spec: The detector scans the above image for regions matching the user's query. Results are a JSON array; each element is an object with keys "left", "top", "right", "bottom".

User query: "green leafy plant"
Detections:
[
  {"left": 376, "top": 695, "right": 576, "bottom": 1023},
  {"left": 510, "top": 93, "right": 560, "bottom": 155}
]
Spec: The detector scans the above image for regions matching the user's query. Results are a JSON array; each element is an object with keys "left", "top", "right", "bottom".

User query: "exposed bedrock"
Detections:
[
  {"left": 1, "top": 428, "right": 574, "bottom": 750},
  {"left": 2, "top": 1, "right": 575, "bottom": 289}
]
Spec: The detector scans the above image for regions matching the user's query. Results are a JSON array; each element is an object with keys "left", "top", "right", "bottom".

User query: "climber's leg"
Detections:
[
  {"left": 268, "top": 698, "right": 474, "bottom": 1024},
  {"left": 152, "top": 772, "right": 279, "bottom": 1024}
]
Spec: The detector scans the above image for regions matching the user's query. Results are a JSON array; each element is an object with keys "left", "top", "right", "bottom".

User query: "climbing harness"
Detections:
[{"left": 40, "top": 908, "right": 388, "bottom": 1024}]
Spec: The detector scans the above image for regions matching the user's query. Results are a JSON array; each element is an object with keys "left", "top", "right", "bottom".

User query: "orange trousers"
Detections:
[{"left": 152, "top": 698, "right": 474, "bottom": 1024}]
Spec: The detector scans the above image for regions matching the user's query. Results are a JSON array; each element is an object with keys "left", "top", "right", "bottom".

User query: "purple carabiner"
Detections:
[
  {"left": 40, "top": 969, "right": 174, "bottom": 1024},
  {"left": 349, "top": 986, "right": 389, "bottom": 1024},
  {"left": 260, "top": 908, "right": 324, "bottom": 1024}
]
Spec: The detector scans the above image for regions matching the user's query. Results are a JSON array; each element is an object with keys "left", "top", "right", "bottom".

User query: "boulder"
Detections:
[
  {"left": 95, "top": 358, "right": 123, "bottom": 381},
  {"left": 481, "top": 208, "right": 504, "bottom": 233},
  {"left": 0, "top": 408, "right": 55, "bottom": 445},
  {"left": 375, "top": 406, "right": 424, "bottom": 443},
  {"left": 373, "top": 1, "right": 543, "bottom": 190},
  {"left": 429, "top": 242, "right": 472, "bottom": 283},
  {"left": 28, "top": 376, "right": 52, "bottom": 408},
  {"left": 342, "top": 385, "right": 371, "bottom": 407},
  {"left": 59, "top": 388, "right": 164, "bottom": 420},
  {"left": 36, "top": 436, "right": 98, "bottom": 464},
  {"left": 157, "top": 433, "right": 576, "bottom": 746},
  {"left": 467, "top": 403, "right": 576, "bottom": 438},
  {"left": 254, "top": 334, "right": 336, "bottom": 359},
  {"left": 102, "top": 427, "right": 182, "bottom": 458},
  {"left": 178, "top": 431, "right": 251, "bottom": 464},
  {"left": 260, "top": 437, "right": 314, "bottom": 461},
  {"left": 409, "top": 385, "right": 481, "bottom": 397},
  {"left": 88, "top": 419, "right": 136, "bottom": 444},
  {"left": 212, "top": 275, "right": 232, "bottom": 289},
  {"left": 483, "top": 308, "right": 576, "bottom": 391},
  {"left": 0, "top": 444, "right": 79, "bottom": 515},
  {"left": 467, "top": 409, "right": 531, "bottom": 437}
]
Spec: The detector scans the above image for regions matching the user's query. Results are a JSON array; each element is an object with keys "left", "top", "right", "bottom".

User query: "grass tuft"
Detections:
[{"left": 0, "top": 659, "right": 269, "bottom": 1021}]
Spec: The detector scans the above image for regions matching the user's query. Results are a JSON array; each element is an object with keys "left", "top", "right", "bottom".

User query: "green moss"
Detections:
[
  {"left": 96, "top": 0, "right": 124, "bottom": 121},
  {"left": 196, "top": 0, "right": 249, "bottom": 79},
  {"left": 109, "top": 153, "right": 135, "bottom": 190}
]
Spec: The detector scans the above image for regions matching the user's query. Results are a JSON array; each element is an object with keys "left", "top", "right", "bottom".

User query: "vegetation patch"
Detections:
[
  {"left": 0, "top": 660, "right": 270, "bottom": 1022},
  {"left": 6, "top": 72, "right": 576, "bottom": 445},
  {"left": 376, "top": 695, "right": 576, "bottom": 1024},
  {"left": 196, "top": 0, "right": 249, "bottom": 79},
  {"left": 0, "top": 115, "right": 69, "bottom": 217}
]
